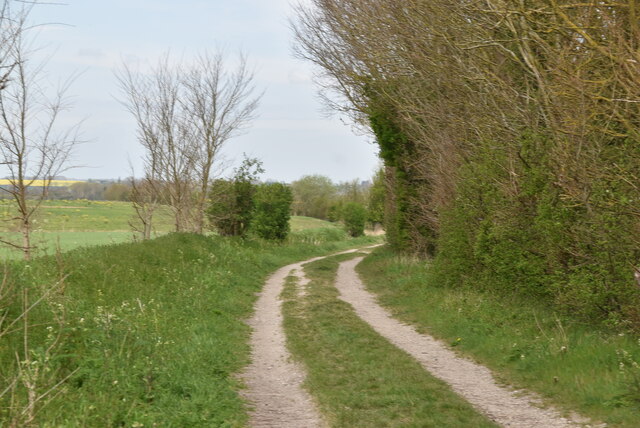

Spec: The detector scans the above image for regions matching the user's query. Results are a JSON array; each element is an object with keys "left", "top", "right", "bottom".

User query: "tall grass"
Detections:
[{"left": 0, "top": 232, "right": 378, "bottom": 426}]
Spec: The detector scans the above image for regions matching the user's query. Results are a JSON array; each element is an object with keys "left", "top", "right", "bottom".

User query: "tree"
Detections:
[
  {"left": 290, "top": 175, "right": 337, "bottom": 219},
  {"left": 367, "top": 167, "right": 384, "bottom": 226},
  {"left": 182, "top": 52, "right": 261, "bottom": 233},
  {"left": 342, "top": 202, "right": 366, "bottom": 237},
  {"left": 118, "top": 56, "right": 195, "bottom": 232},
  {"left": 252, "top": 182, "right": 293, "bottom": 241},
  {"left": 0, "top": 14, "right": 80, "bottom": 260},
  {"left": 118, "top": 51, "right": 260, "bottom": 234},
  {"left": 128, "top": 177, "right": 160, "bottom": 240},
  {"left": 103, "top": 182, "right": 131, "bottom": 201},
  {"left": 69, "top": 182, "right": 105, "bottom": 200},
  {"left": 293, "top": 0, "right": 640, "bottom": 325},
  {"left": 207, "top": 157, "right": 263, "bottom": 237}
]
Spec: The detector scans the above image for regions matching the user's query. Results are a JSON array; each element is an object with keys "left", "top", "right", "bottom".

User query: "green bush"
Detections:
[
  {"left": 251, "top": 183, "right": 293, "bottom": 241},
  {"left": 207, "top": 157, "right": 263, "bottom": 237},
  {"left": 342, "top": 202, "right": 367, "bottom": 237}
]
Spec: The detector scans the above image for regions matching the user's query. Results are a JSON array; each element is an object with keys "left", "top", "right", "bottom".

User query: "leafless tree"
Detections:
[
  {"left": 119, "top": 52, "right": 260, "bottom": 234},
  {"left": 128, "top": 174, "right": 160, "bottom": 241},
  {"left": 182, "top": 52, "right": 260, "bottom": 233},
  {"left": 0, "top": 20, "right": 81, "bottom": 260},
  {"left": 117, "top": 57, "right": 196, "bottom": 233}
]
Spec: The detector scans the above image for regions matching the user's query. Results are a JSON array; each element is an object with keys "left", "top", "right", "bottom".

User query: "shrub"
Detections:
[
  {"left": 342, "top": 202, "right": 367, "bottom": 237},
  {"left": 251, "top": 183, "right": 293, "bottom": 241},
  {"left": 207, "top": 157, "right": 263, "bottom": 237}
]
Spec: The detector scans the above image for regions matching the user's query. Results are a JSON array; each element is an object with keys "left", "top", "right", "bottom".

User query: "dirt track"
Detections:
[
  {"left": 240, "top": 259, "right": 325, "bottom": 428},
  {"left": 240, "top": 250, "right": 361, "bottom": 428},
  {"left": 335, "top": 256, "right": 585, "bottom": 428}
]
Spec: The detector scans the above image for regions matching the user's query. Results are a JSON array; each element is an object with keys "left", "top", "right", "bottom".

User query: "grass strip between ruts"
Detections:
[{"left": 281, "top": 252, "right": 498, "bottom": 427}]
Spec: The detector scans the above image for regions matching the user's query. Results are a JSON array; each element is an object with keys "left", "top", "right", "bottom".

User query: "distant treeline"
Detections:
[
  {"left": 0, "top": 180, "right": 133, "bottom": 201},
  {"left": 295, "top": 1, "right": 640, "bottom": 328}
]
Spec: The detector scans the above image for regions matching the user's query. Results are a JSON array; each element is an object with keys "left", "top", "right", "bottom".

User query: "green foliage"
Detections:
[
  {"left": 102, "top": 182, "right": 132, "bottom": 201},
  {"left": 367, "top": 167, "right": 385, "bottom": 225},
  {"left": 367, "top": 100, "right": 435, "bottom": 254},
  {"left": 251, "top": 182, "right": 293, "bottom": 241},
  {"left": 207, "top": 157, "right": 264, "bottom": 237},
  {"left": 358, "top": 248, "right": 640, "bottom": 427},
  {"left": 342, "top": 202, "right": 367, "bottom": 237},
  {"left": 327, "top": 202, "right": 343, "bottom": 222},
  {"left": 290, "top": 174, "right": 337, "bottom": 219},
  {"left": 432, "top": 134, "right": 640, "bottom": 326}
]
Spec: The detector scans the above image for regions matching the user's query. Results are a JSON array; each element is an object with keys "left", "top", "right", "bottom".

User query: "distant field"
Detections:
[
  {"left": 0, "top": 200, "right": 169, "bottom": 259},
  {"left": 289, "top": 216, "right": 338, "bottom": 231},
  {"left": 0, "top": 201, "right": 341, "bottom": 259},
  {"left": 0, "top": 199, "right": 175, "bottom": 232},
  {"left": 0, "top": 179, "right": 85, "bottom": 187}
]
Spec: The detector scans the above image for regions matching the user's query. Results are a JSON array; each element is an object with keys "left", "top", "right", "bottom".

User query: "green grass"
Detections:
[
  {"left": 0, "top": 199, "right": 175, "bottom": 232},
  {"left": 357, "top": 247, "right": 640, "bottom": 427},
  {"left": 289, "top": 216, "right": 338, "bottom": 232},
  {"left": 0, "top": 232, "right": 381, "bottom": 426},
  {"left": 281, "top": 252, "right": 497, "bottom": 427},
  {"left": 0, "top": 231, "right": 140, "bottom": 259}
]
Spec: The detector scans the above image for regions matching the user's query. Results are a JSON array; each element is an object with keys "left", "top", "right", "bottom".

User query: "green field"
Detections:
[
  {"left": 0, "top": 199, "right": 175, "bottom": 232},
  {"left": 289, "top": 215, "right": 339, "bottom": 232},
  {"left": 0, "top": 200, "right": 339, "bottom": 259}
]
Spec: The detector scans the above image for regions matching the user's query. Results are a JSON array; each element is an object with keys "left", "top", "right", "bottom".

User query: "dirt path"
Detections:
[
  {"left": 240, "top": 250, "right": 362, "bottom": 428},
  {"left": 335, "top": 257, "right": 588, "bottom": 428}
]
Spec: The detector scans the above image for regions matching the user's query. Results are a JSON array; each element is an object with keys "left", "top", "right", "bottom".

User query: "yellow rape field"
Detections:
[{"left": 0, "top": 179, "right": 84, "bottom": 187}]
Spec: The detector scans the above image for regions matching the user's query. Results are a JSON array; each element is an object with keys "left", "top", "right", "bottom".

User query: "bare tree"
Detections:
[
  {"left": 128, "top": 174, "right": 160, "bottom": 241},
  {"left": 0, "top": 21, "right": 81, "bottom": 260},
  {"left": 182, "top": 52, "right": 260, "bottom": 233},
  {"left": 118, "top": 57, "right": 196, "bottom": 233},
  {"left": 119, "top": 52, "right": 260, "bottom": 235}
]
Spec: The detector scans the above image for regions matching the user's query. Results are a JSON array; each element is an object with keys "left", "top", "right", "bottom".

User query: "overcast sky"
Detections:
[{"left": 25, "top": 0, "right": 379, "bottom": 183}]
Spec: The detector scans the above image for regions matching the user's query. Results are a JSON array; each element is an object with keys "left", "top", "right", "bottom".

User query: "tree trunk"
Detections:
[{"left": 21, "top": 217, "right": 31, "bottom": 261}]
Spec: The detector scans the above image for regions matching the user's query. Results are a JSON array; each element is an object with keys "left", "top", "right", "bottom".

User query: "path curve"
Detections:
[
  {"left": 335, "top": 257, "right": 586, "bottom": 428},
  {"left": 240, "top": 249, "right": 362, "bottom": 428}
]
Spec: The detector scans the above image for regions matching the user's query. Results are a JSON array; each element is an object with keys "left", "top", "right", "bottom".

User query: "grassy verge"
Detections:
[
  {"left": 0, "top": 232, "right": 379, "bottom": 426},
  {"left": 357, "top": 247, "right": 640, "bottom": 427},
  {"left": 281, "top": 253, "right": 497, "bottom": 427}
]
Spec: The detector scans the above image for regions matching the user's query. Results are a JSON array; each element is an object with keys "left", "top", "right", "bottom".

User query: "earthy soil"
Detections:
[{"left": 335, "top": 256, "right": 592, "bottom": 428}]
